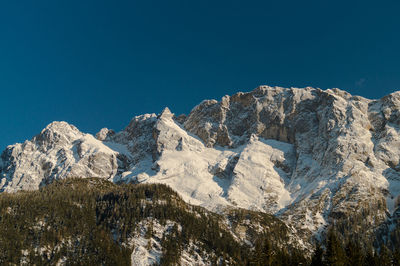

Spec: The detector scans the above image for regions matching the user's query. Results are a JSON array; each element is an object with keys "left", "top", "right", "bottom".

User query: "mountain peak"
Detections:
[
  {"left": 1, "top": 86, "right": 400, "bottom": 251},
  {"left": 33, "top": 121, "right": 83, "bottom": 146},
  {"left": 158, "top": 107, "right": 174, "bottom": 120},
  {"left": 43, "top": 121, "right": 79, "bottom": 132},
  {"left": 96, "top": 128, "right": 115, "bottom": 141}
]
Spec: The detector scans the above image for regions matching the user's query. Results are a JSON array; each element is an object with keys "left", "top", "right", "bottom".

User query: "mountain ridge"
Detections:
[{"left": 2, "top": 85, "right": 400, "bottom": 250}]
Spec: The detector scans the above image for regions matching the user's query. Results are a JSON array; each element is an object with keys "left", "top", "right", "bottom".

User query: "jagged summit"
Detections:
[
  {"left": 1, "top": 85, "right": 400, "bottom": 248},
  {"left": 42, "top": 120, "right": 79, "bottom": 131},
  {"left": 96, "top": 128, "right": 115, "bottom": 141},
  {"left": 33, "top": 121, "right": 83, "bottom": 147},
  {"left": 158, "top": 107, "right": 174, "bottom": 119}
]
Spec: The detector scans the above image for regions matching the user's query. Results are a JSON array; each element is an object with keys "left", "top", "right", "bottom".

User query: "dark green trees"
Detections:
[{"left": 0, "top": 178, "right": 308, "bottom": 265}]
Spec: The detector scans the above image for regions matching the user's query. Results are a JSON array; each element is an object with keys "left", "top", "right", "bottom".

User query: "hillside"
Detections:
[
  {"left": 0, "top": 178, "right": 306, "bottom": 265},
  {"left": 2, "top": 86, "right": 400, "bottom": 263}
]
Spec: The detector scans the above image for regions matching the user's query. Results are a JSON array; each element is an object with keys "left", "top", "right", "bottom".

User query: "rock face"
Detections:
[
  {"left": 1, "top": 85, "right": 400, "bottom": 246},
  {"left": 0, "top": 122, "right": 119, "bottom": 192}
]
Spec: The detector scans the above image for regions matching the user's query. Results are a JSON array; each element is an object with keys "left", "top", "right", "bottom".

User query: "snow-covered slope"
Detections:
[
  {"left": 2, "top": 85, "right": 400, "bottom": 245},
  {"left": 0, "top": 121, "right": 119, "bottom": 192}
]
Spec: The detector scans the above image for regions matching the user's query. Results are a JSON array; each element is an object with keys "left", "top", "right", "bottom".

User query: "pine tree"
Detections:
[
  {"left": 378, "top": 244, "right": 391, "bottom": 266},
  {"left": 311, "top": 243, "right": 325, "bottom": 266},
  {"left": 345, "top": 240, "right": 363, "bottom": 266},
  {"left": 262, "top": 238, "right": 275, "bottom": 266},
  {"left": 145, "top": 221, "right": 153, "bottom": 239},
  {"left": 364, "top": 247, "right": 378, "bottom": 266},
  {"left": 392, "top": 248, "right": 400, "bottom": 266},
  {"left": 325, "top": 230, "right": 346, "bottom": 266}
]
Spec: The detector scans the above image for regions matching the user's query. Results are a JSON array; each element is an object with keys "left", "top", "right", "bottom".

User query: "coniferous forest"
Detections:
[{"left": 0, "top": 178, "right": 399, "bottom": 265}]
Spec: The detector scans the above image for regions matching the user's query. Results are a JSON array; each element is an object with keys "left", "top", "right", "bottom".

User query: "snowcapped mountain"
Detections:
[{"left": 2, "top": 85, "right": 400, "bottom": 247}]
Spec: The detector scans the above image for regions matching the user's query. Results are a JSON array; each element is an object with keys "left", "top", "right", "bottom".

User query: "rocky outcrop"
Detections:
[
  {"left": 0, "top": 122, "right": 119, "bottom": 192},
  {"left": 1, "top": 86, "right": 400, "bottom": 247},
  {"left": 182, "top": 86, "right": 399, "bottom": 240}
]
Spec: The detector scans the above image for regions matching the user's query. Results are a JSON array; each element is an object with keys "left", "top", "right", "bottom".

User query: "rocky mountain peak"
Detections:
[
  {"left": 1, "top": 86, "right": 400, "bottom": 249},
  {"left": 158, "top": 107, "right": 174, "bottom": 120},
  {"left": 33, "top": 121, "right": 84, "bottom": 148},
  {"left": 96, "top": 128, "right": 116, "bottom": 141}
]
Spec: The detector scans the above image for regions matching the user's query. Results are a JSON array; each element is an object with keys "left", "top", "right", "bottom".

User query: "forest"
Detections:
[{"left": 0, "top": 177, "right": 398, "bottom": 265}]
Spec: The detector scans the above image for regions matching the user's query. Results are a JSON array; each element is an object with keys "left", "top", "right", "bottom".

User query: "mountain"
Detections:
[
  {"left": 2, "top": 85, "right": 400, "bottom": 258},
  {"left": 0, "top": 178, "right": 306, "bottom": 265}
]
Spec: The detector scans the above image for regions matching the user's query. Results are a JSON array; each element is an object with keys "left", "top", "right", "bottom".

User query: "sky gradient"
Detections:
[{"left": 1, "top": 0, "right": 400, "bottom": 150}]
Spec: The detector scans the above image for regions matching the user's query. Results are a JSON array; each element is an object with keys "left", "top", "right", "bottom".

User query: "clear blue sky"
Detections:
[{"left": 1, "top": 0, "right": 400, "bottom": 150}]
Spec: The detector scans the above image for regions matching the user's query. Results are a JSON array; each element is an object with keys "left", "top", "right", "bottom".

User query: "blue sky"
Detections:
[{"left": 1, "top": 0, "right": 400, "bottom": 150}]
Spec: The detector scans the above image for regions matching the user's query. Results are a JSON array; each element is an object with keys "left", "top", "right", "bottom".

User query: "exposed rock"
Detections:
[
  {"left": 0, "top": 121, "right": 119, "bottom": 192},
  {"left": 96, "top": 128, "right": 115, "bottom": 141},
  {"left": 2, "top": 86, "right": 400, "bottom": 248},
  {"left": 174, "top": 114, "right": 187, "bottom": 124}
]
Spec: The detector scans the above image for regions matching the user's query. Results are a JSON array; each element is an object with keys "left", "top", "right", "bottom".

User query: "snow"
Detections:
[
  {"left": 130, "top": 219, "right": 165, "bottom": 266},
  {"left": 131, "top": 113, "right": 296, "bottom": 214},
  {"left": 103, "top": 141, "right": 133, "bottom": 157},
  {"left": 0, "top": 124, "right": 121, "bottom": 192},
  {"left": 3, "top": 85, "right": 400, "bottom": 250},
  {"left": 226, "top": 136, "right": 295, "bottom": 212},
  {"left": 79, "top": 134, "right": 116, "bottom": 155},
  {"left": 129, "top": 219, "right": 204, "bottom": 266}
]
